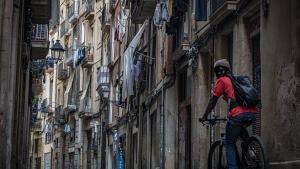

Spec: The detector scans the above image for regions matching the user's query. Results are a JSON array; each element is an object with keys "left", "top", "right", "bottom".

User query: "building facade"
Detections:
[
  {"left": 0, "top": 0, "right": 53, "bottom": 169},
  {"left": 29, "top": 0, "right": 300, "bottom": 169}
]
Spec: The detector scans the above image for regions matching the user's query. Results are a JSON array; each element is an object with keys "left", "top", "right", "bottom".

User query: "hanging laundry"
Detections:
[
  {"left": 154, "top": 1, "right": 171, "bottom": 27},
  {"left": 64, "top": 124, "right": 71, "bottom": 133},
  {"left": 162, "top": 0, "right": 171, "bottom": 22},
  {"left": 37, "top": 98, "right": 41, "bottom": 112},
  {"left": 154, "top": 3, "right": 163, "bottom": 27},
  {"left": 122, "top": 20, "right": 148, "bottom": 100}
]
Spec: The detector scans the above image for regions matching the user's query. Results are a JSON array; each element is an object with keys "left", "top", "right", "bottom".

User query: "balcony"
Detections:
[
  {"left": 55, "top": 105, "right": 66, "bottom": 124},
  {"left": 79, "top": 97, "right": 92, "bottom": 118},
  {"left": 32, "top": 78, "right": 43, "bottom": 95},
  {"left": 33, "top": 119, "right": 43, "bottom": 132},
  {"left": 131, "top": 0, "right": 156, "bottom": 23},
  {"left": 101, "top": 5, "right": 110, "bottom": 33},
  {"left": 79, "top": 0, "right": 95, "bottom": 18},
  {"left": 57, "top": 64, "right": 68, "bottom": 81},
  {"left": 96, "top": 66, "right": 110, "bottom": 99},
  {"left": 29, "top": 0, "right": 51, "bottom": 24},
  {"left": 64, "top": 92, "right": 78, "bottom": 113},
  {"left": 45, "top": 57, "right": 55, "bottom": 73},
  {"left": 68, "top": 2, "right": 79, "bottom": 24},
  {"left": 60, "top": 20, "right": 70, "bottom": 37},
  {"left": 41, "top": 98, "right": 54, "bottom": 113},
  {"left": 82, "top": 47, "right": 94, "bottom": 68},
  {"left": 209, "top": 0, "right": 237, "bottom": 24},
  {"left": 31, "top": 24, "right": 49, "bottom": 60}
]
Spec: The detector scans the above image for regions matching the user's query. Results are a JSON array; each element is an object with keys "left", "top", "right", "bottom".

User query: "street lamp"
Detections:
[{"left": 50, "top": 40, "right": 65, "bottom": 61}]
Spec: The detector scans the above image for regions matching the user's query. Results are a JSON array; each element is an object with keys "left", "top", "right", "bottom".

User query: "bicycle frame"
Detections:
[{"left": 203, "top": 117, "right": 251, "bottom": 169}]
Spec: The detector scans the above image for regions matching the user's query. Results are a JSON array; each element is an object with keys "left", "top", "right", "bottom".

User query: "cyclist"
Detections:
[{"left": 200, "top": 59, "right": 257, "bottom": 169}]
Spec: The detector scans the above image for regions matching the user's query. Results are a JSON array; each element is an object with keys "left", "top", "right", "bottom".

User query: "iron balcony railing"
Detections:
[
  {"left": 65, "top": 91, "right": 79, "bottom": 111},
  {"left": 96, "top": 66, "right": 110, "bottom": 99},
  {"left": 79, "top": 97, "right": 92, "bottom": 113},
  {"left": 41, "top": 98, "right": 53, "bottom": 113},
  {"left": 55, "top": 105, "right": 65, "bottom": 124}
]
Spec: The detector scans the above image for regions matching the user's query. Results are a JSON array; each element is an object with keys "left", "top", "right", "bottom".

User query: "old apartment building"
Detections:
[
  {"left": 0, "top": 0, "right": 53, "bottom": 169},
  {"left": 29, "top": 0, "right": 300, "bottom": 169}
]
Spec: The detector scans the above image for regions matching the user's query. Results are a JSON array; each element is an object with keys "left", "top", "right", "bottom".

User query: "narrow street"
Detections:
[{"left": 0, "top": 0, "right": 299, "bottom": 169}]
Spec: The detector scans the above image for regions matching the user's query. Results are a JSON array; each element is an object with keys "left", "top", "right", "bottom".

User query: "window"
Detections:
[
  {"left": 57, "top": 89, "right": 61, "bottom": 106},
  {"left": 115, "top": 84, "right": 120, "bottom": 103},
  {"left": 34, "top": 139, "right": 39, "bottom": 154},
  {"left": 131, "top": 133, "right": 138, "bottom": 169},
  {"left": 172, "top": 16, "right": 184, "bottom": 51},
  {"left": 45, "top": 132, "right": 52, "bottom": 144}
]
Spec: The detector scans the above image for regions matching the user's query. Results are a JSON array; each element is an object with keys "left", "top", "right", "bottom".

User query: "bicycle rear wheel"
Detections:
[
  {"left": 242, "top": 136, "right": 268, "bottom": 169},
  {"left": 208, "top": 140, "right": 228, "bottom": 169}
]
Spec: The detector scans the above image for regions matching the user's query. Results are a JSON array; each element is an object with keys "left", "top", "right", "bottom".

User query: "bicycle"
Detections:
[{"left": 199, "top": 116, "right": 268, "bottom": 169}]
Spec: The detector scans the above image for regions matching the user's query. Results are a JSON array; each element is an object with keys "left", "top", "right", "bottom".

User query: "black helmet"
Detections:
[{"left": 214, "top": 59, "right": 231, "bottom": 77}]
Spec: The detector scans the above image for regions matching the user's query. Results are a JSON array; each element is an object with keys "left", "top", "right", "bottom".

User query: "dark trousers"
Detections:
[{"left": 225, "top": 112, "right": 256, "bottom": 169}]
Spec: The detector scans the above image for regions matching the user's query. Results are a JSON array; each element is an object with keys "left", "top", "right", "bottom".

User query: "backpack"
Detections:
[{"left": 228, "top": 75, "right": 260, "bottom": 107}]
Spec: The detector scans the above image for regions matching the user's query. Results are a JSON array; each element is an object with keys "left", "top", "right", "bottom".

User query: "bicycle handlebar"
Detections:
[{"left": 199, "top": 116, "right": 227, "bottom": 125}]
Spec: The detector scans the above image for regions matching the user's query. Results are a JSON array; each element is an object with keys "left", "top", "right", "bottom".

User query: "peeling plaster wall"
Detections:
[{"left": 261, "top": 0, "right": 300, "bottom": 168}]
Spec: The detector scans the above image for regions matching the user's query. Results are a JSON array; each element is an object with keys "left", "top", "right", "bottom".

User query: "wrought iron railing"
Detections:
[
  {"left": 79, "top": 97, "right": 92, "bottom": 113},
  {"left": 55, "top": 105, "right": 66, "bottom": 124}
]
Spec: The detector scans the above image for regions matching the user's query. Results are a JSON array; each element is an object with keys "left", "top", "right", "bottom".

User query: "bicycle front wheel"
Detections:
[
  {"left": 242, "top": 135, "right": 268, "bottom": 169},
  {"left": 208, "top": 140, "right": 228, "bottom": 169}
]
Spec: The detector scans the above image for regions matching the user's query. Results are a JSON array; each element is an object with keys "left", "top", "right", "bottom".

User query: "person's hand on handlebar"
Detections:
[{"left": 198, "top": 114, "right": 208, "bottom": 123}]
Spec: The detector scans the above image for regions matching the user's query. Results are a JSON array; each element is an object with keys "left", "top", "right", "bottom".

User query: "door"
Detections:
[
  {"left": 178, "top": 105, "right": 191, "bottom": 169},
  {"left": 252, "top": 34, "right": 261, "bottom": 135}
]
